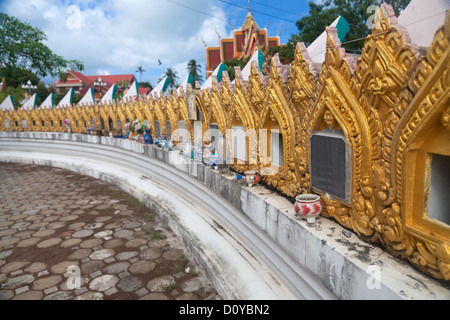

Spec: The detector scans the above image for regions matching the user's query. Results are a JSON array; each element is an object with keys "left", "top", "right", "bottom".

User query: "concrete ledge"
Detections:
[{"left": 1, "top": 131, "right": 449, "bottom": 300}]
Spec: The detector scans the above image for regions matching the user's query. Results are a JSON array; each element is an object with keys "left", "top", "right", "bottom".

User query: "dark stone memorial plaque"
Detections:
[
  {"left": 165, "top": 120, "right": 172, "bottom": 139},
  {"left": 154, "top": 120, "right": 161, "bottom": 138},
  {"left": 310, "top": 130, "right": 350, "bottom": 203},
  {"left": 177, "top": 121, "right": 186, "bottom": 141}
]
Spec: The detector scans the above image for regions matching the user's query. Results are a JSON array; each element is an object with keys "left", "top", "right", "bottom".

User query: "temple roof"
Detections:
[{"left": 241, "top": 11, "right": 259, "bottom": 31}]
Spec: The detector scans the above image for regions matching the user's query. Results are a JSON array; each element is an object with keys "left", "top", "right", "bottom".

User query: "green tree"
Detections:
[
  {"left": 139, "top": 81, "right": 153, "bottom": 90},
  {"left": 293, "top": 0, "right": 411, "bottom": 52},
  {"left": 223, "top": 58, "right": 248, "bottom": 82},
  {"left": 116, "top": 80, "right": 130, "bottom": 99},
  {"left": 51, "top": 88, "right": 68, "bottom": 106},
  {"left": 187, "top": 59, "right": 203, "bottom": 85},
  {"left": 265, "top": 42, "right": 296, "bottom": 70},
  {"left": 0, "top": 86, "right": 26, "bottom": 109},
  {"left": 162, "top": 67, "right": 179, "bottom": 89},
  {"left": 0, "top": 66, "right": 39, "bottom": 89},
  {"left": 135, "top": 66, "right": 146, "bottom": 82},
  {"left": 0, "top": 13, "right": 84, "bottom": 86},
  {"left": 263, "top": 0, "right": 410, "bottom": 67},
  {"left": 35, "top": 81, "right": 50, "bottom": 106}
]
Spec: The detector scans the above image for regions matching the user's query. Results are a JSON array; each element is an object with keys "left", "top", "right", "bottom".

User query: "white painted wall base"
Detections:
[{"left": 1, "top": 132, "right": 449, "bottom": 300}]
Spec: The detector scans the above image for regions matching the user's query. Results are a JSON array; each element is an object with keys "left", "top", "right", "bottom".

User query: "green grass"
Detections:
[
  {"left": 149, "top": 232, "right": 165, "bottom": 240},
  {"left": 173, "top": 255, "right": 188, "bottom": 274},
  {"left": 128, "top": 197, "right": 139, "bottom": 206},
  {"left": 162, "top": 283, "right": 177, "bottom": 291}
]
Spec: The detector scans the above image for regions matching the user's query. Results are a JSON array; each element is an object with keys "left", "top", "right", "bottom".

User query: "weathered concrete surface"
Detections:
[{"left": 1, "top": 132, "right": 449, "bottom": 300}]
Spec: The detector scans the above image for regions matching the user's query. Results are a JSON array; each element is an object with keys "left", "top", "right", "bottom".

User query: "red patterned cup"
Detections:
[
  {"left": 244, "top": 170, "right": 260, "bottom": 187},
  {"left": 295, "top": 194, "right": 322, "bottom": 224}
]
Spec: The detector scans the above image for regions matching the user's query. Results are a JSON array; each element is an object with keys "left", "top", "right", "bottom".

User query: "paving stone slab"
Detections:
[
  {"left": 103, "top": 262, "right": 130, "bottom": 274},
  {"left": 89, "top": 249, "right": 115, "bottom": 260},
  {"left": 16, "top": 237, "right": 41, "bottom": 248},
  {"left": 75, "top": 291, "right": 103, "bottom": 300},
  {"left": 24, "top": 263, "right": 47, "bottom": 274},
  {"left": 1, "top": 261, "right": 30, "bottom": 274},
  {"left": 129, "top": 261, "right": 156, "bottom": 274},
  {"left": 51, "top": 261, "right": 79, "bottom": 274},
  {"left": 1, "top": 274, "right": 35, "bottom": 289},
  {"left": 89, "top": 275, "right": 119, "bottom": 292},
  {"left": 32, "top": 275, "right": 63, "bottom": 290},
  {"left": 116, "top": 251, "right": 139, "bottom": 261},
  {"left": 81, "top": 261, "right": 104, "bottom": 274},
  {"left": 117, "top": 276, "right": 144, "bottom": 292},
  {"left": 125, "top": 238, "right": 148, "bottom": 248},
  {"left": 72, "top": 230, "right": 94, "bottom": 238},
  {"left": 146, "top": 275, "right": 175, "bottom": 292},
  {"left": 43, "top": 291, "right": 73, "bottom": 300},
  {"left": 68, "top": 249, "right": 92, "bottom": 260},
  {"left": 60, "top": 238, "right": 82, "bottom": 248},
  {"left": 11, "top": 290, "right": 43, "bottom": 300},
  {"left": 32, "top": 229, "right": 56, "bottom": 238},
  {"left": 37, "top": 238, "right": 62, "bottom": 248},
  {"left": 79, "top": 239, "right": 103, "bottom": 249},
  {"left": 140, "top": 248, "right": 163, "bottom": 260},
  {"left": 114, "top": 230, "right": 133, "bottom": 238}
]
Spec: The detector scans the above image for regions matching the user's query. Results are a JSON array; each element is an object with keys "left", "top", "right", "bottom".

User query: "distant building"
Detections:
[
  {"left": 205, "top": 10, "right": 281, "bottom": 78},
  {"left": 51, "top": 71, "right": 136, "bottom": 101}
]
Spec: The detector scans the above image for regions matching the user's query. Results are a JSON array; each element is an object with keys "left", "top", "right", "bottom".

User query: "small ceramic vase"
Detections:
[
  {"left": 294, "top": 194, "right": 323, "bottom": 224},
  {"left": 244, "top": 170, "right": 260, "bottom": 187}
]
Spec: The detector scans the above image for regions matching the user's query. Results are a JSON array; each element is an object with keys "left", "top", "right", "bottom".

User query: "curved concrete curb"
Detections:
[{"left": 1, "top": 132, "right": 449, "bottom": 300}]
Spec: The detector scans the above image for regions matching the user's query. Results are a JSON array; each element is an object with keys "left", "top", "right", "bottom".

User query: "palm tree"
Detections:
[
  {"left": 135, "top": 66, "right": 146, "bottom": 82},
  {"left": 163, "top": 67, "right": 179, "bottom": 89},
  {"left": 187, "top": 59, "right": 203, "bottom": 85}
]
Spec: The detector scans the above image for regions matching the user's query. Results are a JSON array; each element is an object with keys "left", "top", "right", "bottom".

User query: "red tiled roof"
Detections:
[
  {"left": 138, "top": 87, "right": 151, "bottom": 96},
  {"left": 52, "top": 71, "right": 136, "bottom": 87},
  {"left": 85, "top": 74, "right": 135, "bottom": 84},
  {"left": 69, "top": 71, "right": 91, "bottom": 84}
]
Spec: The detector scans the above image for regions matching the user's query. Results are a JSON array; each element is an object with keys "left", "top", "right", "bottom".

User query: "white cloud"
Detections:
[{"left": 0, "top": 0, "right": 229, "bottom": 86}]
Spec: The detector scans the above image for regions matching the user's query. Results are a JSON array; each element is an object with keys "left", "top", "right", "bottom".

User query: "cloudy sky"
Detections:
[{"left": 0, "top": 0, "right": 311, "bottom": 87}]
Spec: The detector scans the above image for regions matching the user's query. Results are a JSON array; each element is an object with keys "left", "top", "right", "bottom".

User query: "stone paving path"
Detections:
[{"left": 0, "top": 163, "right": 221, "bottom": 300}]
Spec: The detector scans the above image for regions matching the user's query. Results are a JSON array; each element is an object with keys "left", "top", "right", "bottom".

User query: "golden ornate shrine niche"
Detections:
[
  {"left": 259, "top": 54, "right": 300, "bottom": 198},
  {"left": 390, "top": 10, "right": 450, "bottom": 280},
  {"left": 197, "top": 85, "right": 214, "bottom": 145},
  {"left": 151, "top": 92, "right": 167, "bottom": 138},
  {"left": 231, "top": 64, "right": 259, "bottom": 173}
]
